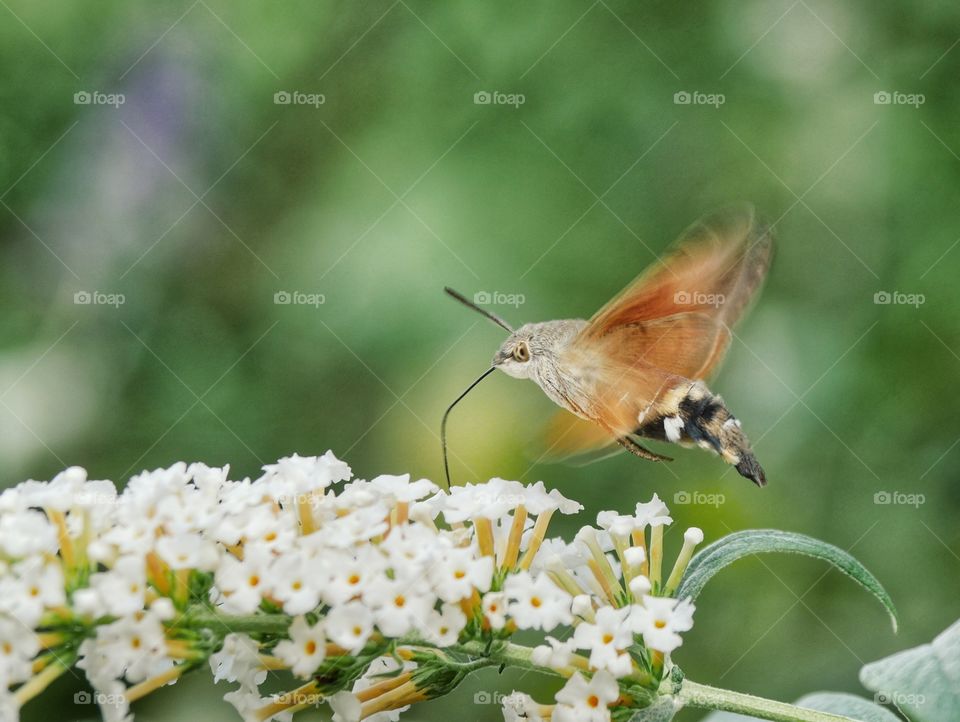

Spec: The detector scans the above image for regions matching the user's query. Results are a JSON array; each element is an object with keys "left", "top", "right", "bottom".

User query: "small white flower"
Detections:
[
  {"left": 0, "top": 509, "right": 58, "bottom": 557},
  {"left": 630, "top": 596, "right": 695, "bottom": 653},
  {"left": 367, "top": 474, "right": 438, "bottom": 503},
  {"left": 210, "top": 633, "right": 266, "bottom": 688},
  {"left": 321, "top": 547, "right": 385, "bottom": 606},
  {"left": 366, "top": 575, "right": 435, "bottom": 638},
  {"left": 270, "top": 550, "right": 322, "bottom": 615},
  {"left": 324, "top": 602, "right": 374, "bottom": 653},
  {"left": 501, "top": 691, "right": 546, "bottom": 721},
  {"left": 440, "top": 478, "right": 524, "bottom": 523},
  {"left": 517, "top": 481, "right": 582, "bottom": 516},
  {"left": 571, "top": 594, "right": 594, "bottom": 619},
  {"left": 259, "top": 451, "right": 351, "bottom": 501},
  {"left": 531, "top": 635, "right": 576, "bottom": 669},
  {"left": 596, "top": 511, "right": 638, "bottom": 538},
  {"left": 214, "top": 547, "right": 274, "bottom": 615},
  {"left": 79, "top": 610, "right": 172, "bottom": 684},
  {"left": 156, "top": 532, "right": 219, "bottom": 571},
  {"left": 84, "top": 556, "right": 147, "bottom": 618},
  {"left": 633, "top": 494, "right": 672, "bottom": 528},
  {"left": 429, "top": 546, "right": 494, "bottom": 603},
  {"left": 504, "top": 571, "right": 573, "bottom": 631},
  {"left": 623, "top": 545, "right": 646, "bottom": 568},
  {"left": 573, "top": 606, "right": 634, "bottom": 677},
  {"left": 274, "top": 615, "right": 326, "bottom": 678},
  {"left": 0, "top": 557, "right": 66, "bottom": 626},
  {"left": 684, "top": 527, "right": 704, "bottom": 545},
  {"left": 481, "top": 591, "right": 507, "bottom": 630},
  {"left": 628, "top": 575, "right": 652, "bottom": 598},
  {"left": 421, "top": 604, "right": 466, "bottom": 647},
  {"left": 553, "top": 670, "right": 619, "bottom": 722},
  {"left": 329, "top": 690, "right": 361, "bottom": 722},
  {"left": 0, "top": 616, "right": 40, "bottom": 686}
]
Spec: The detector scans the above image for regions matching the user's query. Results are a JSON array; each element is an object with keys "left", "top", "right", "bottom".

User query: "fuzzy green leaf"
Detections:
[
  {"left": 676, "top": 530, "right": 898, "bottom": 632},
  {"left": 859, "top": 619, "right": 960, "bottom": 722}
]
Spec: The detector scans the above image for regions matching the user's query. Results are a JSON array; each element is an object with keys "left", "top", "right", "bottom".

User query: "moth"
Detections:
[{"left": 442, "top": 205, "right": 773, "bottom": 488}]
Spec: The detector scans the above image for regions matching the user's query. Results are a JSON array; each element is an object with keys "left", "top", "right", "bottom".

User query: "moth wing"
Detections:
[
  {"left": 536, "top": 409, "right": 620, "bottom": 464},
  {"left": 562, "top": 343, "right": 695, "bottom": 438},
  {"left": 541, "top": 205, "right": 772, "bottom": 446},
  {"left": 580, "top": 203, "right": 772, "bottom": 381}
]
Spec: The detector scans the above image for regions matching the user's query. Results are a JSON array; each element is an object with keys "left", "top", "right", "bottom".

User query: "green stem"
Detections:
[
  {"left": 180, "top": 609, "right": 858, "bottom": 722},
  {"left": 674, "top": 679, "right": 858, "bottom": 722},
  {"left": 181, "top": 609, "right": 292, "bottom": 636}
]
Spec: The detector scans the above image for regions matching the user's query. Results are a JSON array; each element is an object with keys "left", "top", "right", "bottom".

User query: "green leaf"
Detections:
[
  {"left": 676, "top": 530, "right": 898, "bottom": 632},
  {"left": 699, "top": 692, "right": 899, "bottom": 721},
  {"left": 626, "top": 696, "right": 678, "bottom": 721},
  {"left": 859, "top": 618, "right": 960, "bottom": 722}
]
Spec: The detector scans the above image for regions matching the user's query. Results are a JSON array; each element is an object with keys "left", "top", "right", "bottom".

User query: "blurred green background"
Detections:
[{"left": 2, "top": 1, "right": 958, "bottom": 719}]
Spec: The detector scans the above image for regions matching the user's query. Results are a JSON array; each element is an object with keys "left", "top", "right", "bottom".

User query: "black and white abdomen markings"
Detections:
[
  {"left": 637, "top": 383, "right": 740, "bottom": 458},
  {"left": 634, "top": 381, "right": 766, "bottom": 486}
]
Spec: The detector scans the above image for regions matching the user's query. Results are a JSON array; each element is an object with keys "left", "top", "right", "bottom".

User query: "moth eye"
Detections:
[{"left": 513, "top": 342, "right": 530, "bottom": 362}]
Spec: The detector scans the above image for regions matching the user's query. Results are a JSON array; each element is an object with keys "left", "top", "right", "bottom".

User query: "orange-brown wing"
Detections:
[
  {"left": 536, "top": 409, "right": 618, "bottom": 463},
  {"left": 583, "top": 204, "right": 772, "bottom": 380},
  {"left": 543, "top": 205, "right": 772, "bottom": 452}
]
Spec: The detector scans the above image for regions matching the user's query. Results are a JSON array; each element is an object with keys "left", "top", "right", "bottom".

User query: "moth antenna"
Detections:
[
  {"left": 441, "top": 366, "right": 497, "bottom": 490},
  {"left": 444, "top": 287, "right": 515, "bottom": 333}
]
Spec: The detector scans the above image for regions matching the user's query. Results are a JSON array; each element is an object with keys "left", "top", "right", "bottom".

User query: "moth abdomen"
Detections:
[{"left": 635, "top": 382, "right": 766, "bottom": 486}]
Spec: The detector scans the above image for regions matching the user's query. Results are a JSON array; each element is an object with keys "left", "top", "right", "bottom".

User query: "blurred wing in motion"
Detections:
[
  {"left": 536, "top": 409, "right": 619, "bottom": 464},
  {"left": 546, "top": 204, "right": 773, "bottom": 450}
]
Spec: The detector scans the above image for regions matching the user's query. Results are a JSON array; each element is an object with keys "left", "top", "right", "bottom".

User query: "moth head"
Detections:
[{"left": 493, "top": 325, "right": 539, "bottom": 379}]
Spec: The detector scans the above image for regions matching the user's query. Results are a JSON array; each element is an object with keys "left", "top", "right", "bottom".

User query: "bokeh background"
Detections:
[{"left": 2, "top": 1, "right": 958, "bottom": 719}]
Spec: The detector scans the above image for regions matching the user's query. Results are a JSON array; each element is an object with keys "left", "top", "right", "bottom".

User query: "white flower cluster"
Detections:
[{"left": 0, "top": 452, "right": 704, "bottom": 722}]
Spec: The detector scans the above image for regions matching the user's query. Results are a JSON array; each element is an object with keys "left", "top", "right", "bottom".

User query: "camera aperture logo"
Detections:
[
  {"left": 474, "top": 90, "right": 525, "bottom": 108},
  {"left": 75, "top": 690, "right": 127, "bottom": 706},
  {"left": 874, "top": 491, "right": 925, "bottom": 508},
  {"left": 873, "top": 91, "right": 924, "bottom": 108},
  {"left": 674, "top": 490, "right": 725, "bottom": 508},
  {"left": 74, "top": 290, "right": 125, "bottom": 308},
  {"left": 274, "top": 290, "right": 325, "bottom": 307},
  {"left": 474, "top": 290, "right": 525, "bottom": 308},
  {"left": 875, "top": 691, "right": 926, "bottom": 707},
  {"left": 873, "top": 290, "right": 924, "bottom": 308},
  {"left": 674, "top": 290, "right": 725, "bottom": 308},
  {"left": 474, "top": 691, "right": 507, "bottom": 705},
  {"left": 74, "top": 90, "right": 125, "bottom": 108},
  {"left": 274, "top": 90, "right": 325, "bottom": 108},
  {"left": 673, "top": 90, "right": 725, "bottom": 108}
]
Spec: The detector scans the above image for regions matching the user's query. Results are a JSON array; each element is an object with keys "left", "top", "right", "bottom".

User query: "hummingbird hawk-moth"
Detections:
[{"left": 442, "top": 205, "right": 773, "bottom": 488}]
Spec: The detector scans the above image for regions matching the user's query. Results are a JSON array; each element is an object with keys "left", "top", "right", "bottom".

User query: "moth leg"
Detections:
[{"left": 617, "top": 436, "right": 673, "bottom": 462}]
